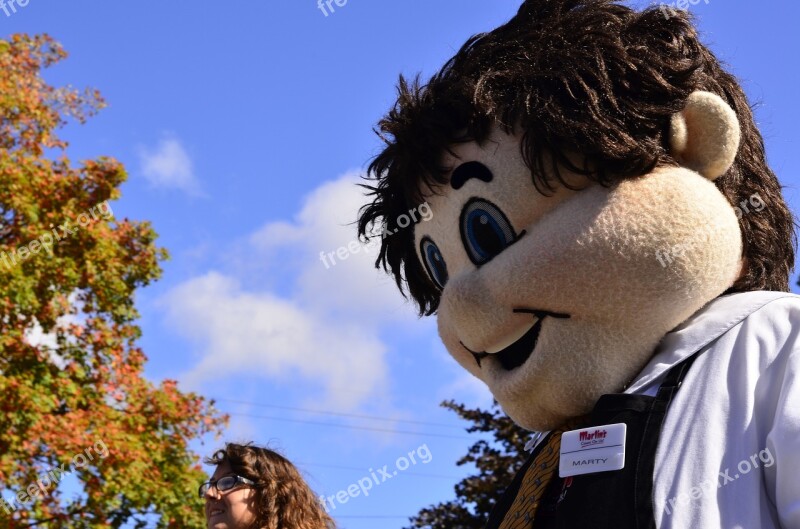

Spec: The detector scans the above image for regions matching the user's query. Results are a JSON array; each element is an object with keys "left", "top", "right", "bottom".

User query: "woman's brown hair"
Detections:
[
  {"left": 358, "top": 0, "right": 796, "bottom": 316},
  {"left": 205, "top": 443, "right": 335, "bottom": 529}
]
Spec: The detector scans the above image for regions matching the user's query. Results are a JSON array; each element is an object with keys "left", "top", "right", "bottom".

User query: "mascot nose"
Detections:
[{"left": 438, "top": 271, "right": 508, "bottom": 351}]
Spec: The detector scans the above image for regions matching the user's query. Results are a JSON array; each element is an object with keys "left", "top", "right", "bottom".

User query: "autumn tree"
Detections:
[
  {"left": 0, "top": 34, "right": 227, "bottom": 528},
  {"left": 406, "top": 400, "right": 531, "bottom": 529}
]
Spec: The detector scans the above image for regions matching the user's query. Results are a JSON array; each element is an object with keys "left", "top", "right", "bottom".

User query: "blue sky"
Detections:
[{"left": 5, "top": 1, "right": 800, "bottom": 527}]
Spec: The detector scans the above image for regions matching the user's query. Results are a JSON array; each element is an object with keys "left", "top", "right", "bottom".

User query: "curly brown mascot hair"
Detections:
[
  {"left": 357, "top": 0, "right": 796, "bottom": 316},
  {"left": 205, "top": 443, "right": 336, "bottom": 529}
]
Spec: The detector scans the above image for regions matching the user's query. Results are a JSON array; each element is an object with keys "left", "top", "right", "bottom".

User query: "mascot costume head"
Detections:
[{"left": 358, "top": 0, "right": 794, "bottom": 433}]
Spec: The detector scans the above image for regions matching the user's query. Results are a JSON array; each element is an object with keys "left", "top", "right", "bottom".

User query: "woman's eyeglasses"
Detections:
[{"left": 198, "top": 475, "right": 257, "bottom": 498}]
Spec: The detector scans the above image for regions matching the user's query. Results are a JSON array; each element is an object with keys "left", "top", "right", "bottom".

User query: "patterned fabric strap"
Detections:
[{"left": 499, "top": 419, "right": 586, "bottom": 529}]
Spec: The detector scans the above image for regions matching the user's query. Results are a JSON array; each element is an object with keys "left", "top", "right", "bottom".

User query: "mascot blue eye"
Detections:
[
  {"left": 460, "top": 198, "right": 517, "bottom": 266},
  {"left": 420, "top": 237, "right": 448, "bottom": 289}
]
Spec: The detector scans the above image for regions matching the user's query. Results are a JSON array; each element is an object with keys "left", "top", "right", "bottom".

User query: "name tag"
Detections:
[{"left": 559, "top": 423, "right": 626, "bottom": 477}]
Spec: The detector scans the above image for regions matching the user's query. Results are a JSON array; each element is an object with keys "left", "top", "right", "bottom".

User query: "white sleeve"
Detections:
[{"left": 763, "top": 319, "right": 800, "bottom": 528}]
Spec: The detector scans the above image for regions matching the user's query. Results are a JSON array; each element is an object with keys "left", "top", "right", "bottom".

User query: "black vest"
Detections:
[{"left": 485, "top": 353, "right": 700, "bottom": 529}]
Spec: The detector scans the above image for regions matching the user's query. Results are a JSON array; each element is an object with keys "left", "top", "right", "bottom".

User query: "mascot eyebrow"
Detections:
[{"left": 451, "top": 161, "right": 494, "bottom": 190}]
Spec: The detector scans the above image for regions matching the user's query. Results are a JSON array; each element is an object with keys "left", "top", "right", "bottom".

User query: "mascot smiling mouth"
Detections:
[{"left": 462, "top": 309, "right": 570, "bottom": 370}]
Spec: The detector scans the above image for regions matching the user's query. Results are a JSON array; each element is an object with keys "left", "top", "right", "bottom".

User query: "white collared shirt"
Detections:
[{"left": 626, "top": 291, "right": 800, "bottom": 529}]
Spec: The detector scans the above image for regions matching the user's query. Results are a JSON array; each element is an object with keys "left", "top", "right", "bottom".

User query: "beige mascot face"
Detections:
[{"left": 414, "top": 92, "right": 744, "bottom": 431}]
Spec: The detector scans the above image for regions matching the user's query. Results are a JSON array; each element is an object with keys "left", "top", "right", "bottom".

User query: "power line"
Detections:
[
  {"left": 333, "top": 515, "right": 413, "bottom": 519},
  {"left": 228, "top": 412, "right": 476, "bottom": 441},
  {"left": 215, "top": 397, "right": 465, "bottom": 430}
]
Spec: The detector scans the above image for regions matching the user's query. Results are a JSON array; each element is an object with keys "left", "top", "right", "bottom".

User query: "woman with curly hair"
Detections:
[{"left": 200, "top": 442, "right": 336, "bottom": 529}]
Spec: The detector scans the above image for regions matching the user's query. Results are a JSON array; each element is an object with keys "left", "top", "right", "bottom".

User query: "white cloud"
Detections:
[
  {"left": 24, "top": 291, "right": 84, "bottom": 369},
  {"left": 160, "top": 171, "right": 423, "bottom": 411},
  {"left": 249, "top": 172, "right": 419, "bottom": 324},
  {"left": 161, "top": 272, "right": 387, "bottom": 410},
  {"left": 138, "top": 136, "right": 201, "bottom": 195}
]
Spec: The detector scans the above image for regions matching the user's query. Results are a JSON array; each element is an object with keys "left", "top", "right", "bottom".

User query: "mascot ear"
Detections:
[{"left": 669, "top": 91, "right": 741, "bottom": 181}]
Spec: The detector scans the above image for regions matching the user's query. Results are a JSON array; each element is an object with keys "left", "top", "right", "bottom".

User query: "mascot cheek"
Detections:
[
  {"left": 530, "top": 167, "right": 743, "bottom": 321},
  {"left": 436, "top": 166, "right": 742, "bottom": 431}
]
